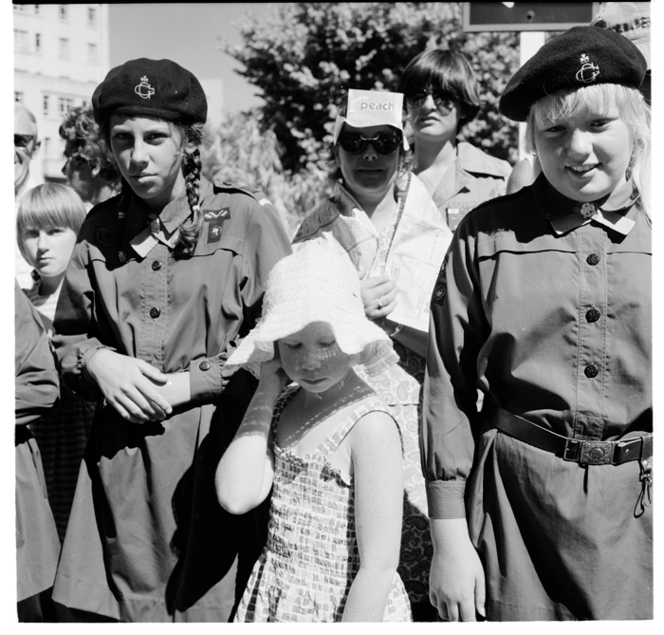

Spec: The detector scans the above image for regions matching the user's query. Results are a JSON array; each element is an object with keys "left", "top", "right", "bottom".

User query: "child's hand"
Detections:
[
  {"left": 359, "top": 273, "right": 398, "bottom": 320},
  {"left": 258, "top": 357, "right": 289, "bottom": 396}
]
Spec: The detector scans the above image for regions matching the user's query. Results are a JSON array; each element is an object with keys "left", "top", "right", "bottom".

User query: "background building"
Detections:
[{"left": 14, "top": 3, "right": 111, "bottom": 183}]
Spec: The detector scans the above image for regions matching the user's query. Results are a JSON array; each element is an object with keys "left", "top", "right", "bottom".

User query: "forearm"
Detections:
[
  {"left": 215, "top": 383, "right": 279, "bottom": 513},
  {"left": 342, "top": 565, "right": 396, "bottom": 622}
]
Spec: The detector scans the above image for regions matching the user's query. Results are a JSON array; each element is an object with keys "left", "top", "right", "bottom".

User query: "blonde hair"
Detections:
[
  {"left": 525, "top": 83, "right": 651, "bottom": 215},
  {"left": 17, "top": 183, "right": 87, "bottom": 260}
]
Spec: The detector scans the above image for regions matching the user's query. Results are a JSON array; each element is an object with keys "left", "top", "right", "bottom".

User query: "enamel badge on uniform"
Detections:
[
  {"left": 433, "top": 284, "right": 447, "bottom": 304},
  {"left": 580, "top": 202, "right": 597, "bottom": 219},
  {"left": 135, "top": 76, "right": 155, "bottom": 100},
  {"left": 205, "top": 208, "right": 230, "bottom": 243},
  {"left": 575, "top": 54, "right": 600, "bottom": 84}
]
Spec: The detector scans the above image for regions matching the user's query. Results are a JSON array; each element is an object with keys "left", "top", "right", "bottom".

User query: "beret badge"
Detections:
[
  {"left": 576, "top": 53, "right": 600, "bottom": 84},
  {"left": 134, "top": 76, "right": 155, "bottom": 100}
]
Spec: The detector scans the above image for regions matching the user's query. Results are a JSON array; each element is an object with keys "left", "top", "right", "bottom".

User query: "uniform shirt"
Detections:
[
  {"left": 421, "top": 141, "right": 511, "bottom": 231},
  {"left": 53, "top": 177, "right": 290, "bottom": 402},
  {"left": 423, "top": 173, "right": 651, "bottom": 519}
]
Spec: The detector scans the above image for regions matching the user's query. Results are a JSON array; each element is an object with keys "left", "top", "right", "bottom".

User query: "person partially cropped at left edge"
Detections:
[
  {"left": 50, "top": 58, "right": 291, "bottom": 622},
  {"left": 423, "top": 26, "right": 651, "bottom": 621}
]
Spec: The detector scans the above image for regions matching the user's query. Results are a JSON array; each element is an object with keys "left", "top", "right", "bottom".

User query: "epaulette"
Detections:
[{"left": 212, "top": 179, "right": 273, "bottom": 207}]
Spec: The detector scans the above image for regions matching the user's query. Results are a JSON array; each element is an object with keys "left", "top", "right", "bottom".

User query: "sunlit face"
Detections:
[
  {"left": 278, "top": 322, "right": 354, "bottom": 395},
  {"left": 335, "top": 124, "right": 400, "bottom": 202},
  {"left": 405, "top": 90, "right": 461, "bottom": 145},
  {"left": 21, "top": 226, "right": 78, "bottom": 281},
  {"left": 109, "top": 115, "right": 187, "bottom": 210},
  {"left": 533, "top": 101, "right": 632, "bottom": 202}
]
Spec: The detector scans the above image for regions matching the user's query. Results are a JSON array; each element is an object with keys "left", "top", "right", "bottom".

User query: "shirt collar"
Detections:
[{"left": 532, "top": 173, "right": 640, "bottom": 236}]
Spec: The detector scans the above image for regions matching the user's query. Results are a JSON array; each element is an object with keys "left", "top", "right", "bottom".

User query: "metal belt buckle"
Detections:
[{"left": 577, "top": 440, "right": 614, "bottom": 465}]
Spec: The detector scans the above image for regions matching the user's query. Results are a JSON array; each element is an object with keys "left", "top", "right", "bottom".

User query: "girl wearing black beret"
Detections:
[
  {"left": 422, "top": 26, "right": 651, "bottom": 620},
  {"left": 49, "top": 58, "right": 292, "bottom": 621}
]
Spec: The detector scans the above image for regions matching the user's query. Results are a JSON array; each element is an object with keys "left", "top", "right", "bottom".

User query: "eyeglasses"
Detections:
[
  {"left": 62, "top": 154, "right": 87, "bottom": 175},
  {"left": 405, "top": 89, "right": 456, "bottom": 111},
  {"left": 337, "top": 131, "right": 402, "bottom": 155},
  {"left": 14, "top": 134, "right": 36, "bottom": 149}
]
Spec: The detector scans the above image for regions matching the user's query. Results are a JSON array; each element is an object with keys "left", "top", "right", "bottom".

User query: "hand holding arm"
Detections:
[
  {"left": 429, "top": 517, "right": 486, "bottom": 621},
  {"left": 85, "top": 348, "right": 172, "bottom": 423},
  {"left": 215, "top": 358, "right": 288, "bottom": 514}
]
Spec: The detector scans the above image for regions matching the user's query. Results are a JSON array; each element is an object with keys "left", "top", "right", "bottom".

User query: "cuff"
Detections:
[{"left": 426, "top": 479, "right": 467, "bottom": 519}]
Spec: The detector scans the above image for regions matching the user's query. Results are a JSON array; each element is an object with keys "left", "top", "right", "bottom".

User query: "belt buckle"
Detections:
[{"left": 576, "top": 440, "right": 614, "bottom": 465}]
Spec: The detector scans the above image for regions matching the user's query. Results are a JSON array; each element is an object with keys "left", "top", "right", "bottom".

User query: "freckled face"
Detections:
[
  {"left": 109, "top": 115, "right": 186, "bottom": 210},
  {"left": 278, "top": 322, "right": 353, "bottom": 395},
  {"left": 533, "top": 102, "right": 632, "bottom": 202}
]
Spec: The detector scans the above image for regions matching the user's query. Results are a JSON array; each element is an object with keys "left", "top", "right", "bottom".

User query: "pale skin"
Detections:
[
  {"left": 215, "top": 323, "right": 404, "bottom": 621},
  {"left": 84, "top": 115, "right": 196, "bottom": 423},
  {"left": 336, "top": 126, "right": 428, "bottom": 359},
  {"left": 427, "top": 92, "right": 635, "bottom": 621}
]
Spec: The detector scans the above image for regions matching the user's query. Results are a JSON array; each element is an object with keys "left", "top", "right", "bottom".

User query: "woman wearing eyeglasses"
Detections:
[
  {"left": 398, "top": 50, "right": 511, "bottom": 231},
  {"left": 293, "top": 89, "right": 452, "bottom": 621}
]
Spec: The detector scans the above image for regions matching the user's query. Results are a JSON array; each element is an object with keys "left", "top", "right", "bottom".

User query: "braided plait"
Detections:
[{"left": 173, "top": 123, "right": 204, "bottom": 259}]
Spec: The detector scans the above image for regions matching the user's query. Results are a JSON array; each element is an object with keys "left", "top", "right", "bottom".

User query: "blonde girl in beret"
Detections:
[
  {"left": 423, "top": 26, "right": 651, "bottom": 621},
  {"left": 50, "top": 58, "right": 291, "bottom": 622}
]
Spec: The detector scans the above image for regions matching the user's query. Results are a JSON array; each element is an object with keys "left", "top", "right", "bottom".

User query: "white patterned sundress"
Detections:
[{"left": 234, "top": 385, "right": 413, "bottom": 622}]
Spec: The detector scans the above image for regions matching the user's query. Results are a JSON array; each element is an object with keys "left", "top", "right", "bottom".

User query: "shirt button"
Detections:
[
  {"left": 152, "top": 260, "right": 162, "bottom": 271},
  {"left": 118, "top": 250, "right": 127, "bottom": 264},
  {"left": 586, "top": 253, "right": 601, "bottom": 266},
  {"left": 586, "top": 308, "right": 601, "bottom": 323},
  {"left": 584, "top": 364, "right": 599, "bottom": 378},
  {"left": 149, "top": 307, "right": 161, "bottom": 319},
  {"left": 199, "top": 360, "right": 211, "bottom": 371}
]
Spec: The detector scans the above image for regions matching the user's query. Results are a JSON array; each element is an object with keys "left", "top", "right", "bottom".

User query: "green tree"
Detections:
[{"left": 229, "top": 2, "right": 520, "bottom": 172}]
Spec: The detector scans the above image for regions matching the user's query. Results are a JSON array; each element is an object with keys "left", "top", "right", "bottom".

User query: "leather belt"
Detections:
[{"left": 494, "top": 408, "right": 653, "bottom": 467}]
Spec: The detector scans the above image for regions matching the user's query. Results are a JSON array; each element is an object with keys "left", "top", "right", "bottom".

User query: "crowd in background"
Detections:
[{"left": 14, "top": 2, "right": 652, "bottom": 624}]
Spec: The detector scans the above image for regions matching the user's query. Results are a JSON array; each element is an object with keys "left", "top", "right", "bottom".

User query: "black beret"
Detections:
[
  {"left": 92, "top": 58, "right": 207, "bottom": 127},
  {"left": 499, "top": 26, "right": 647, "bottom": 122}
]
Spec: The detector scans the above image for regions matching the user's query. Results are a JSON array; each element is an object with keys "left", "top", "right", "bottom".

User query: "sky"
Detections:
[{"left": 108, "top": 2, "right": 280, "bottom": 114}]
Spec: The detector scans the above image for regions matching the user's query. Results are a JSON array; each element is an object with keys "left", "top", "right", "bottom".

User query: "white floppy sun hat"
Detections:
[{"left": 226, "top": 240, "right": 397, "bottom": 375}]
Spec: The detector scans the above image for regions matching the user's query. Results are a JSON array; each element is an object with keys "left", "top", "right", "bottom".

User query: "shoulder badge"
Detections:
[{"left": 204, "top": 208, "right": 230, "bottom": 243}]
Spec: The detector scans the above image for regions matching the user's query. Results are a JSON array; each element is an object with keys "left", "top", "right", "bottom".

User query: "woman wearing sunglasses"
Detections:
[
  {"left": 398, "top": 50, "right": 511, "bottom": 231},
  {"left": 293, "top": 89, "right": 452, "bottom": 621}
]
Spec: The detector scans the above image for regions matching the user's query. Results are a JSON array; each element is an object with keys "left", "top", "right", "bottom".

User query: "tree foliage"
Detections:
[{"left": 229, "top": 2, "right": 521, "bottom": 172}]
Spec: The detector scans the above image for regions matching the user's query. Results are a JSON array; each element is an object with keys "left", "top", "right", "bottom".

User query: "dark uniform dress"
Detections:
[
  {"left": 423, "top": 174, "right": 652, "bottom": 620},
  {"left": 51, "top": 177, "right": 291, "bottom": 622},
  {"left": 15, "top": 281, "right": 61, "bottom": 613}
]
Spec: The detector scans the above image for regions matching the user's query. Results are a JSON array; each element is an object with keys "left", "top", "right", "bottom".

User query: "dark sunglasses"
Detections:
[
  {"left": 14, "top": 134, "right": 36, "bottom": 148},
  {"left": 405, "top": 89, "right": 455, "bottom": 110},
  {"left": 337, "top": 131, "right": 402, "bottom": 155}
]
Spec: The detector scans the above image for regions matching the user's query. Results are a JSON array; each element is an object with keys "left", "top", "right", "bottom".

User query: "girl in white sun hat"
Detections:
[{"left": 216, "top": 241, "right": 412, "bottom": 622}]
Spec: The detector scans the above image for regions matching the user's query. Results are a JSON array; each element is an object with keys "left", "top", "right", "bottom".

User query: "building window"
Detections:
[
  {"left": 43, "top": 94, "right": 49, "bottom": 116},
  {"left": 59, "top": 38, "right": 70, "bottom": 60},
  {"left": 58, "top": 97, "right": 75, "bottom": 116},
  {"left": 88, "top": 7, "right": 96, "bottom": 26},
  {"left": 15, "top": 92, "right": 24, "bottom": 104},
  {"left": 59, "top": 5, "right": 68, "bottom": 21},
  {"left": 87, "top": 43, "right": 98, "bottom": 64},
  {"left": 43, "top": 137, "right": 50, "bottom": 158},
  {"left": 14, "top": 30, "right": 29, "bottom": 53},
  {"left": 35, "top": 33, "right": 41, "bottom": 54}
]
